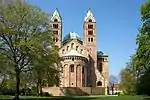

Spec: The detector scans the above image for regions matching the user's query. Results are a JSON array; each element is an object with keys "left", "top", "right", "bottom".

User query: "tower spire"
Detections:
[
  {"left": 84, "top": 9, "right": 95, "bottom": 22},
  {"left": 50, "top": 8, "right": 62, "bottom": 22},
  {"left": 50, "top": 8, "right": 62, "bottom": 48}
]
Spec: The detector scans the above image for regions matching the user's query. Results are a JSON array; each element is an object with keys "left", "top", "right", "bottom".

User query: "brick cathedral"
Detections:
[{"left": 50, "top": 9, "right": 109, "bottom": 89}]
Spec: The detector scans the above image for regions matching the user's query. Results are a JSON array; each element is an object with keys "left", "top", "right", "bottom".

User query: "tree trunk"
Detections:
[
  {"left": 14, "top": 70, "right": 20, "bottom": 100},
  {"left": 39, "top": 79, "right": 42, "bottom": 96},
  {"left": 111, "top": 84, "right": 114, "bottom": 95},
  {"left": 37, "top": 79, "right": 42, "bottom": 96},
  {"left": 24, "top": 84, "right": 26, "bottom": 96},
  {"left": 107, "top": 86, "right": 109, "bottom": 95},
  {"left": 36, "top": 82, "right": 39, "bottom": 96}
]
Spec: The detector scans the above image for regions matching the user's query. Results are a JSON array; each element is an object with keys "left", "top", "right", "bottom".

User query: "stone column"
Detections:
[
  {"left": 69, "top": 64, "right": 70, "bottom": 87},
  {"left": 81, "top": 65, "right": 82, "bottom": 87},
  {"left": 74, "top": 63, "right": 77, "bottom": 87},
  {"left": 66, "top": 64, "right": 70, "bottom": 87},
  {"left": 76, "top": 64, "right": 81, "bottom": 87},
  {"left": 85, "top": 65, "right": 87, "bottom": 87},
  {"left": 76, "top": 65, "right": 78, "bottom": 87}
]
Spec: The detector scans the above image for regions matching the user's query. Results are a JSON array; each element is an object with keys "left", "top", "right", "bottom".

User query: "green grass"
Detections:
[
  {"left": 0, "top": 95, "right": 12, "bottom": 99},
  {"left": 0, "top": 95, "right": 149, "bottom": 100}
]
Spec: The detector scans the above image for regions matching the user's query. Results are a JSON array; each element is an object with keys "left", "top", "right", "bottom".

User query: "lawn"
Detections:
[{"left": 0, "top": 95, "right": 149, "bottom": 100}]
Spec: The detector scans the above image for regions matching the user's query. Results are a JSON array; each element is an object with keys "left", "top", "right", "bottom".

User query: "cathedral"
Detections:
[{"left": 50, "top": 9, "right": 109, "bottom": 88}]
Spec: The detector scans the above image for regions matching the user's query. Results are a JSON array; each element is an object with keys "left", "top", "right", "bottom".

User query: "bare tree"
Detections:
[{"left": 109, "top": 75, "right": 118, "bottom": 95}]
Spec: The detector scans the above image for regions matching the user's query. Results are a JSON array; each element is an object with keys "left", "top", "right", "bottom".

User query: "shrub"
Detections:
[
  {"left": 42, "top": 92, "right": 52, "bottom": 97},
  {"left": 118, "top": 92, "right": 125, "bottom": 96},
  {"left": 0, "top": 87, "right": 15, "bottom": 96}
]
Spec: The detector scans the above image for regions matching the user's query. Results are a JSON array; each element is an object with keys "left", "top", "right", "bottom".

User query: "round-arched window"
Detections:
[
  {"left": 97, "top": 81, "right": 102, "bottom": 86},
  {"left": 70, "top": 64, "right": 74, "bottom": 72},
  {"left": 54, "top": 19, "right": 58, "bottom": 22},
  {"left": 89, "top": 19, "right": 92, "bottom": 22}
]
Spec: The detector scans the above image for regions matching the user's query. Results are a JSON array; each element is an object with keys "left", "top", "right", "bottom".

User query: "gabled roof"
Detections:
[
  {"left": 84, "top": 9, "right": 96, "bottom": 22},
  {"left": 50, "top": 8, "right": 62, "bottom": 22}
]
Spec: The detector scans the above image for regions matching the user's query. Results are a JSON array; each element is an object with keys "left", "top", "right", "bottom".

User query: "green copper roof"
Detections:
[
  {"left": 97, "top": 51, "right": 108, "bottom": 57},
  {"left": 63, "top": 32, "right": 82, "bottom": 45},
  {"left": 97, "top": 51, "right": 104, "bottom": 56}
]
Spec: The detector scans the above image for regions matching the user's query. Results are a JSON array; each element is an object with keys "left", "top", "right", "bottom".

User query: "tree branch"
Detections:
[
  {"left": 20, "top": 60, "right": 29, "bottom": 70},
  {"left": 1, "top": 34, "right": 16, "bottom": 58}
]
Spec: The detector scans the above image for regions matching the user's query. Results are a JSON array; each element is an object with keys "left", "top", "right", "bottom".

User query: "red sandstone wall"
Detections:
[{"left": 42, "top": 87, "right": 105, "bottom": 96}]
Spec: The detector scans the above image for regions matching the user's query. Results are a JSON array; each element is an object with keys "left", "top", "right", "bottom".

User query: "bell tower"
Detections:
[
  {"left": 83, "top": 9, "right": 97, "bottom": 87},
  {"left": 50, "top": 8, "right": 62, "bottom": 48}
]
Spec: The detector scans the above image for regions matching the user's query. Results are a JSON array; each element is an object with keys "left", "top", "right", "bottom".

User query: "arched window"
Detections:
[
  {"left": 76, "top": 46, "right": 79, "bottom": 51},
  {"left": 70, "top": 64, "right": 74, "bottom": 72},
  {"left": 81, "top": 49, "right": 83, "bottom": 54},
  {"left": 89, "top": 19, "right": 92, "bottom": 22},
  {"left": 62, "top": 49, "right": 65, "bottom": 54},
  {"left": 97, "top": 81, "right": 102, "bottom": 86},
  {"left": 88, "top": 30, "right": 93, "bottom": 35},
  {"left": 91, "top": 38, "right": 93, "bottom": 42},
  {"left": 53, "top": 24, "right": 58, "bottom": 29},
  {"left": 56, "top": 38, "right": 58, "bottom": 42},
  {"left": 72, "top": 57, "right": 74, "bottom": 61},
  {"left": 67, "top": 46, "right": 69, "bottom": 51},
  {"left": 54, "top": 19, "right": 58, "bottom": 22},
  {"left": 71, "top": 43, "right": 74, "bottom": 48},
  {"left": 88, "top": 24, "right": 93, "bottom": 29},
  {"left": 63, "top": 64, "right": 68, "bottom": 72},
  {"left": 88, "top": 38, "right": 90, "bottom": 42}
]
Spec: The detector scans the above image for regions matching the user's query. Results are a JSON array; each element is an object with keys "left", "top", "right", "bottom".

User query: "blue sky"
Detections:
[{"left": 28, "top": 0, "right": 146, "bottom": 76}]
